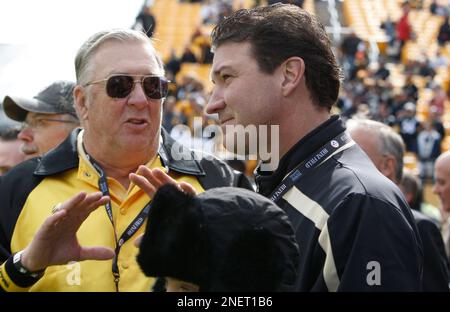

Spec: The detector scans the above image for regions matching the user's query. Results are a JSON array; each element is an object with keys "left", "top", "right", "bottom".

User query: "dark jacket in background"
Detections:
[{"left": 412, "top": 210, "right": 450, "bottom": 291}]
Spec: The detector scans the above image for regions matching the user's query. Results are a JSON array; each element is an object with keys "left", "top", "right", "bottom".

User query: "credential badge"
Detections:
[{"left": 331, "top": 140, "right": 339, "bottom": 148}]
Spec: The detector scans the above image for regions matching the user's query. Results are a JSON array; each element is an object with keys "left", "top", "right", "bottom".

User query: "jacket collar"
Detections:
[
  {"left": 255, "top": 115, "right": 345, "bottom": 197},
  {"left": 34, "top": 128, "right": 80, "bottom": 176},
  {"left": 34, "top": 127, "right": 206, "bottom": 177}
]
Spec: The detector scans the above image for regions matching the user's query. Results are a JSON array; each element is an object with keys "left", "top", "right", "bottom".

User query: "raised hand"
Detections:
[
  {"left": 20, "top": 191, "right": 115, "bottom": 272},
  {"left": 130, "top": 166, "right": 198, "bottom": 249},
  {"left": 129, "top": 166, "right": 197, "bottom": 198}
]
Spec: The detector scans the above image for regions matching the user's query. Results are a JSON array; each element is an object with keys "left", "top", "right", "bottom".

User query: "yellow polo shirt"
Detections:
[{"left": 1, "top": 131, "right": 205, "bottom": 291}]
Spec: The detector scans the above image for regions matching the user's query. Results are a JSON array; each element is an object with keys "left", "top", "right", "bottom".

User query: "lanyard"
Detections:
[
  {"left": 85, "top": 152, "right": 152, "bottom": 292},
  {"left": 268, "top": 132, "right": 354, "bottom": 203}
]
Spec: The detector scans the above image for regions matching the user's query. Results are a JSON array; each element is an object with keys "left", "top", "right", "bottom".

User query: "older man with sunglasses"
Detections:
[
  {"left": 0, "top": 29, "right": 251, "bottom": 292},
  {"left": 3, "top": 81, "right": 80, "bottom": 159}
]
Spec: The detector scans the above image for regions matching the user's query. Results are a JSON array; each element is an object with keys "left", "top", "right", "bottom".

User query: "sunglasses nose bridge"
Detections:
[
  {"left": 127, "top": 79, "right": 148, "bottom": 101},
  {"left": 132, "top": 79, "right": 144, "bottom": 85}
]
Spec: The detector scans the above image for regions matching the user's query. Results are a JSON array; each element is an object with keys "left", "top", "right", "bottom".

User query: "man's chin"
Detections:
[
  {"left": 23, "top": 152, "right": 40, "bottom": 160},
  {"left": 21, "top": 143, "right": 39, "bottom": 159},
  {"left": 223, "top": 132, "right": 245, "bottom": 156}
]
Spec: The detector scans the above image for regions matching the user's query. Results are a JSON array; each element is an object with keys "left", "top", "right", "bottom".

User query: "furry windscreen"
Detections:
[
  {"left": 219, "top": 227, "right": 286, "bottom": 291},
  {"left": 136, "top": 184, "right": 209, "bottom": 286}
]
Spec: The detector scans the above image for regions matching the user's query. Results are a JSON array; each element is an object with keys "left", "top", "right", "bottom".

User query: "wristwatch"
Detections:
[{"left": 12, "top": 250, "right": 45, "bottom": 279}]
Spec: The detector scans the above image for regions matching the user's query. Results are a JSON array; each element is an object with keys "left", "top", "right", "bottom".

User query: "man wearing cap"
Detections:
[
  {"left": 3, "top": 81, "right": 80, "bottom": 159},
  {"left": 0, "top": 29, "right": 251, "bottom": 292}
]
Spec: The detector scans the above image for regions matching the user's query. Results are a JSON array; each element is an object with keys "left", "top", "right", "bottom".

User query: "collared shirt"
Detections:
[{"left": 2, "top": 131, "right": 205, "bottom": 292}]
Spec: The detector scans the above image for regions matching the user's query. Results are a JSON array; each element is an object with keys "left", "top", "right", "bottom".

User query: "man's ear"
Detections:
[
  {"left": 281, "top": 57, "right": 305, "bottom": 97},
  {"left": 381, "top": 154, "right": 397, "bottom": 183},
  {"left": 73, "top": 85, "right": 89, "bottom": 120}
]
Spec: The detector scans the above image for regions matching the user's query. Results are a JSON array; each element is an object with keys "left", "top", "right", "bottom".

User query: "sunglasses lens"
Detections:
[
  {"left": 106, "top": 76, "right": 134, "bottom": 98},
  {"left": 143, "top": 76, "right": 168, "bottom": 99}
]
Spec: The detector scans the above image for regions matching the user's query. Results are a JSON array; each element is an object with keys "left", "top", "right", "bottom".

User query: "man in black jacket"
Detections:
[{"left": 205, "top": 4, "right": 422, "bottom": 291}]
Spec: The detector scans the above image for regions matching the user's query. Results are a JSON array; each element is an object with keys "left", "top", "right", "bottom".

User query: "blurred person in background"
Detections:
[
  {"left": 134, "top": 4, "right": 156, "bottom": 38},
  {"left": 3, "top": 81, "right": 80, "bottom": 159},
  {"left": 395, "top": 1, "right": 413, "bottom": 60},
  {"left": 398, "top": 102, "right": 420, "bottom": 153},
  {"left": 400, "top": 170, "right": 441, "bottom": 223},
  {"left": 417, "top": 121, "right": 441, "bottom": 183},
  {"left": 437, "top": 15, "right": 450, "bottom": 46},
  {"left": 434, "top": 151, "right": 450, "bottom": 261},
  {"left": 348, "top": 118, "right": 450, "bottom": 291},
  {"left": 0, "top": 125, "right": 25, "bottom": 175}
]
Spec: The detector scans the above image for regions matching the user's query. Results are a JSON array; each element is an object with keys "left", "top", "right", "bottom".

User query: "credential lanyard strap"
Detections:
[
  {"left": 86, "top": 154, "right": 151, "bottom": 292},
  {"left": 268, "top": 132, "right": 353, "bottom": 203}
]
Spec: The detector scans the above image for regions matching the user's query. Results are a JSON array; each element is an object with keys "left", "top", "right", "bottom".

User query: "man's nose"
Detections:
[
  {"left": 205, "top": 87, "right": 225, "bottom": 115},
  {"left": 127, "top": 82, "right": 149, "bottom": 108},
  {"left": 18, "top": 126, "right": 33, "bottom": 142}
]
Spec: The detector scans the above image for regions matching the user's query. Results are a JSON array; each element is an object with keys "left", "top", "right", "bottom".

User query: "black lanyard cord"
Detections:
[
  {"left": 268, "top": 132, "right": 354, "bottom": 203},
  {"left": 85, "top": 152, "right": 152, "bottom": 292}
]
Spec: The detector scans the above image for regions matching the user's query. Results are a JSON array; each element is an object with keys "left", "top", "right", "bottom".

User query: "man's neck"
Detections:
[
  {"left": 256, "top": 91, "right": 331, "bottom": 172},
  {"left": 93, "top": 157, "right": 145, "bottom": 190},
  {"left": 277, "top": 103, "right": 330, "bottom": 159},
  {"left": 83, "top": 137, "right": 157, "bottom": 190}
]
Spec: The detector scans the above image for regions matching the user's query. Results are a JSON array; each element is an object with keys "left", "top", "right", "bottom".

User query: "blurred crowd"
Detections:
[{"left": 1, "top": 0, "right": 449, "bottom": 181}]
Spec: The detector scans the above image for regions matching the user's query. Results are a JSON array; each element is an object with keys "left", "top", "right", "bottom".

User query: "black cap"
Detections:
[
  {"left": 3, "top": 81, "right": 77, "bottom": 122},
  {"left": 137, "top": 184, "right": 300, "bottom": 291}
]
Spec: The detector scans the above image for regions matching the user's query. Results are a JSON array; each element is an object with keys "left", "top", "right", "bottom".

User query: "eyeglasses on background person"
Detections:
[{"left": 21, "top": 117, "right": 78, "bottom": 131}]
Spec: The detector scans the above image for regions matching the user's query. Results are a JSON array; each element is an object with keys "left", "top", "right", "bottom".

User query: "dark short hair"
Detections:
[
  {"left": 211, "top": 4, "right": 342, "bottom": 111},
  {"left": 400, "top": 171, "right": 422, "bottom": 211}
]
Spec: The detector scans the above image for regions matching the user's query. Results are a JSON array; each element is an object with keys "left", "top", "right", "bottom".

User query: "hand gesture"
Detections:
[
  {"left": 130, "top": 166, "right": 197, "bottom": 248},
  {"left": 20, "top": 192, "right": 115, "bottom": 272},
  {"left": 129, "top": 166, "right": 197, "bottom": 198}
]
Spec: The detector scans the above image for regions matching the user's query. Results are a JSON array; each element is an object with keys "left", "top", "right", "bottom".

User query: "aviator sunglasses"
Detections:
[{"left": 84, "top": 74, "right": 169, "bottom": 99}]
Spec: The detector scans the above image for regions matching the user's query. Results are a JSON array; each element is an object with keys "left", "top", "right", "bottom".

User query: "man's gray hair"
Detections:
[
  {"left": 75, "top": 29, "right": 164, "bottom": 85},
  {"left": 347, "top": 118, "right": 405, "bottom": 183}
]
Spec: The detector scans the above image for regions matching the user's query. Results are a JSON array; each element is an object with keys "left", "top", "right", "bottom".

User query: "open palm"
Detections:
[{"left": 21, "top": 192, "right": 115, "bottom": 272}]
